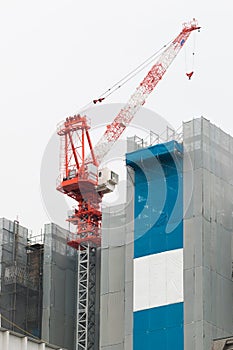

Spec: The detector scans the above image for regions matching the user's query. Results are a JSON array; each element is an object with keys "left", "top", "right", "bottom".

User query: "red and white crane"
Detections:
[{"left": 56, "top": 19, "right": 200, "bottom": 350}]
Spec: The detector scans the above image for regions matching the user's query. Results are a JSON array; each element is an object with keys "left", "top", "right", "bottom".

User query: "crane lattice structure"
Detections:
[{"left": 56, "top": 19, "right": 200, "bottom": 350}]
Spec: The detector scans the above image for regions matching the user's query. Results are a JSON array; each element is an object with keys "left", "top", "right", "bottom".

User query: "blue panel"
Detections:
[
  {"left": 133, "top": 303, "right": 184, "bottom": 350},
  {"left": 129, "top": 142, "right": 184, "bottom": 349},
  {"left": 134, "top": 331, "right": 150, "bottom": 350},
  {"left": 166, "top": 325, "right": 184, "bottom": 348},
  {"left": 126, "top": 141, "right": 183, "bottom": 259},
  {"left": 126, "top": 140, "right": 183, "bottom": 167}
]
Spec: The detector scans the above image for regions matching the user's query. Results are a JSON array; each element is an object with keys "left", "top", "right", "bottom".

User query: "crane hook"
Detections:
[{"left": 186, "top": 71, "right": 194, "bottom": 80}]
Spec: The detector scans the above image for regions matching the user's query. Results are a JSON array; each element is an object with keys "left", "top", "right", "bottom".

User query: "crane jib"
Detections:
[{"left": 87, "top": 19, "right": 200, "bottom": 165}]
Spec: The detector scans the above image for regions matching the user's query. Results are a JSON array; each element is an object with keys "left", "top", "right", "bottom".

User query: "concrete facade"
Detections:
[{"left": 183, "top": 117, "right": 233, "bottom": 349}]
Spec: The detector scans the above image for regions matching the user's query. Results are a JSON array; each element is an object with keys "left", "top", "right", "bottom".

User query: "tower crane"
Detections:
[{"left": 56, "top": 19, "right": 200, "bottom": 350}]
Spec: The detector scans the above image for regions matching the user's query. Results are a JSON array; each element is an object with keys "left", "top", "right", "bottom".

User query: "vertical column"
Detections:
[
  {"left": 3, "top": 331, "right": 10, "bottom": 350},
  {"left": 75, "top": 244, "right": 99, "bottom": 350},
  {"left": 21, "top": 337, "right": 28, "bottom": 350},
  {"left": 76, "top": 245, "right": 90, "bottom": 350}
]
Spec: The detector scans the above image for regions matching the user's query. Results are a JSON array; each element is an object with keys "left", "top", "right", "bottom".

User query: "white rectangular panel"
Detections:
[{"left": 133, "top": 249, "right": 183, "bottom": 312}]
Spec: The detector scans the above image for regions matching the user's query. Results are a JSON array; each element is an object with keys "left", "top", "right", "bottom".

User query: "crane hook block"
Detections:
[
  {"left": 93, "top": 97, "right": 105, "bottom": 104},
  {"left": 186, "top": 71, "right": 194, "bottom": 80}
]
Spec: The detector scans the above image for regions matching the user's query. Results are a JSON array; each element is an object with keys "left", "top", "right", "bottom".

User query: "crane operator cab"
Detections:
[{"left": 96, "top": 167, "right": 119, "bottom": 194}]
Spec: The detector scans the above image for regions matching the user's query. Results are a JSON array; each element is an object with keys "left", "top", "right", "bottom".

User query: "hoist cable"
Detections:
[{"left": 78, "top": 38, "right": 174, "bottom": 113}]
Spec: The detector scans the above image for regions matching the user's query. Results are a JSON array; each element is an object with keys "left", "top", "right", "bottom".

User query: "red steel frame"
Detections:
[{"left": 57, "top": 114, "right": 102, "bottom": 248}]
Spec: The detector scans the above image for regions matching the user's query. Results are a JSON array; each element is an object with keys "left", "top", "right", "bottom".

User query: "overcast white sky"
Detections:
[{"left": 0, "top": 1, "right": 232, "bottom": 233}]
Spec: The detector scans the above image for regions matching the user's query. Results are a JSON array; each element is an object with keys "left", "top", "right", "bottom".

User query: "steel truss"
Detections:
[{"left": 76, "top": 244, "right": 98, "bottom": 350}]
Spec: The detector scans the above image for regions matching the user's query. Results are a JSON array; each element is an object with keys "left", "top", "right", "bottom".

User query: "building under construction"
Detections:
[
  {"left": 1, "top": 117, "right": 233, "bottom": 350},
  {"left": 0, "top": 220, "right": 76, "bottom": 350},
  {"left": 0, "top": 218, "right": 43, "bottom": 338},
  {"left": 99, "top": 117, "right": 233, "bottom": 350}
]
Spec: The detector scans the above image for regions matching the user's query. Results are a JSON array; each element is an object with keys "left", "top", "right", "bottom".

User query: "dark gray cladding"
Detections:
[
  {"left": 0, "top": 218, "right": 43, "bottom": 338},
  {"left": 42, "top": 223, "right": 77, "bottom": 350}
]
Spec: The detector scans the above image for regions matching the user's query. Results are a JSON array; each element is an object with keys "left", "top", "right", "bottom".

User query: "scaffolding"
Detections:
[
  {"left": 25, "top": 243, "right": 43, "bottom": 337},
  {"left": 0, "top": 219, "right": 77, "bottom": 350},
  {"left": 0, "top": 218, "right": 43, "bottom": 338}
]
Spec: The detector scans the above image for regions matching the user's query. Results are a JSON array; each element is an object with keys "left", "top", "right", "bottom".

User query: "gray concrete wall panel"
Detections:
[
  {"left": 100, "top": 294, "right": 109, "bottom": 346},
  {"left": 108, "top": 247, "right": 125, "bottom": 293},
  {"left": 42, "top": 223, "right": 76, "bottom": 350},
  {"left": 102, "top": 344, "right": 124, "bottom": 350},
  {"left": 100, "top": 168, "right": 134, "bottom": 349},
  {"left": 100, "top": 291, "right": 124, "bottom": 347},
  {"left": 124, "top": 281, "right": 133, "bottom": 337},
  {"left": 125, "top": 243, "right": 133, "bottom": 283},
  {"left": 183, "top": 117, "right": 233, "bottom": 350},
  {"left": 184, "top": 216, "right": 203, "bottom": 269},
  {"left": 184, "top": 168, "right": 203, "bottom": 219},
  {"left": 107, "top": 292, "right": 125, "bottom": 345},
  {"left": 184, "top": 320, "right": 204, "bottom": 350},
  {"left": 101, "top": 249, "right": 109, "bottom": 295},
  {"left": 124, "top": 335, "right": 133, "bottom": 350},
  {"left": 184, "top": 267, "right": 203, "bottom": 325}
]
